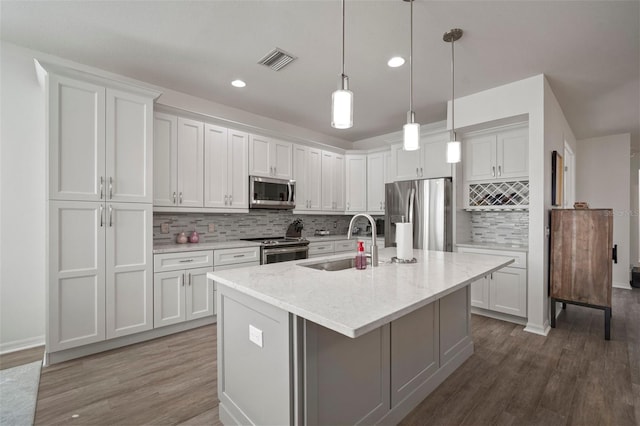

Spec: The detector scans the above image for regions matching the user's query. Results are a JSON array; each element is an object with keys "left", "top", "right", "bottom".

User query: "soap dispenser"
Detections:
[{"left": 355, "top": 241, "right": 367, "bottom": 270}]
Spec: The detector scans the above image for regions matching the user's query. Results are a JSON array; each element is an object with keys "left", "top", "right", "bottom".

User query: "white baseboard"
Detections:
[
  {"left": 0, "top": 336, "right": 45, "bottom": 355},
  {"left": 524, "top": 321, "right": 550, "bottom": 336},
  {"left": 613, "top": 281, "right": 632, "bottom": 290}
]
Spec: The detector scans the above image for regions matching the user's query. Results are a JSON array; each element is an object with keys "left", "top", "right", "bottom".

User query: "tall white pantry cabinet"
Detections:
[{"left": 40, "top": 62, "right": 161, "bottom": 353}]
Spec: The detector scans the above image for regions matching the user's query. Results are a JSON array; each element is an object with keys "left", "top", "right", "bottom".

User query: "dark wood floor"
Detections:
[{"left": 33, "top": 288, "right": 639, "bottom": 425}]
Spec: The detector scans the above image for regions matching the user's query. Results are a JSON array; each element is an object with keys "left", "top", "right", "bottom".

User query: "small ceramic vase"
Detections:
[
  {"left": 189, "top": 231, "right": 200, "bottom": 243},
  {"left": 176, "top": 232, "right": 188, "bottom": 244}
]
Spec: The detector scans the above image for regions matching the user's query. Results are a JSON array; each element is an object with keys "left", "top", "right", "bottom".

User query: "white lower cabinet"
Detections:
[
  {"left": 153, "top": 250, "right": 214, "bottom": 328},
  {"left": 309, "top": 241, "right": 336, "bottom": 258},
  {"left": 49, "top": 201, "right": 153, "bottom": 352},
  {"left": 458, "top": 246, "right": 527, "bottom": 319}
]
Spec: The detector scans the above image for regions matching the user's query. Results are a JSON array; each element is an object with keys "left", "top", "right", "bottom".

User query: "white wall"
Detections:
[
  {"left": 631, "top": 154, "right": 639, "bottom": 266},
  {"left": 0, "top": 42, "right": 47, "bottom": 352},
  {"left": 576, "top": 134, "right": 631, "bottom": 288}
]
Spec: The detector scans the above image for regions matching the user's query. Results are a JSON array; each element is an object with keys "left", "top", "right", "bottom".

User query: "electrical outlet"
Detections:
[
  {"left": 208, "top": 223, "right": 215, "bottom": 232},
  {"left": 160, "top": 223, "right": 170, "bottom": 234},
  {"left": 249, "top": 324, "right": 263, "bottom": 348}
]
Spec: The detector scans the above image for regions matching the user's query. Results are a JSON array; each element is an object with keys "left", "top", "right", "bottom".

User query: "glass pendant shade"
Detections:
[
  {"left": 446, "top": 140, "right": 461, "bottom": 163},
  {"left": 331, "top": 88, "right": 353, "bottom": 129},
  {"left": 403, "top": 122, "right": 420, "bottom": 151}
]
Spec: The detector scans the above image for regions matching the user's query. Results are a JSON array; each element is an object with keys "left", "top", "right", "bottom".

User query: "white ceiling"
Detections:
[{"left": 1, "top": 0, "right": 639, "bottom": 148}]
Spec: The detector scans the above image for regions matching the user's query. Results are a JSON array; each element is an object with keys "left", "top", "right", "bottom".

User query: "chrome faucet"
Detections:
[{"left": 347, "top": 213, "right": 378, "bottom": 267}]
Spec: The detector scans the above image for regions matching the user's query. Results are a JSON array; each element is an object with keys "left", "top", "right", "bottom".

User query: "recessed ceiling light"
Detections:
[
  {"left": 231, "top": 80, "right": 246, "bottom": 88},
  {"left": 387, "top": 56, "right": 405, "bottom": 68}
]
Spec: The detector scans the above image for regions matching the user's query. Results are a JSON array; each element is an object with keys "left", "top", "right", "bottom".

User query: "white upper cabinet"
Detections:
[
  {"left": 390, "top": 132, "right": 452, "bottom": 182},
  {"left": 106, "top": 89, "right": 153, "bottom": 203},
  {"left": 497, "top": 127, "right": 528, "bottom": 179},
  {"left": 177, "top": 118, "right": 204, "bottom": 207},
  {"left": 49, "top": 75, "right": 106, "bottom": 201},
  {"left": 421, "top": 133, "right": 452, "bottom": 179},
  {"left": 249, "top": 134, "right": 292, "bottom": 179},
  {"left": 463, "top": 125, "right": 528, "bottom": 182},
  {"left": 345, "top": 154, "right": 367, "bottom": 213},
  {"left": 153, "top": 113, "right": 178, "bottom": 206},
  {"left": 321, "top": 150, "right": 345, "bottom": 212},
  {"left": 204, "top": 124, "right": 248, "bottom": 210},
  {"left": 293, "top": 145, "right": 322, "bottom": 211},
  {"left": 48, "top": 75, "right": 153, "bottom": 203},
  {"left": 391, "top": 143, "right": 423, "bottom": 181},
  {"left": 367, "top": 152, "right": 386, "bottom": 214}
]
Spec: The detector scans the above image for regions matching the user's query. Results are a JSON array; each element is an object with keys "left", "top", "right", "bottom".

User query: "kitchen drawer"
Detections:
[
  {"left": 214, "top": 247, "right": 260, "bottom": 267},
  {"left": 154, "top": 250, "right": 214, "bottom": 273},
  {"left": 457, "top": 247, "right": 526, "bottom": 269},
  {"left": 309, "top": 241, "right": 335, "bottom": 257},
  {"left": 334, "top": 239, "right": 356, "bottom": 253}
]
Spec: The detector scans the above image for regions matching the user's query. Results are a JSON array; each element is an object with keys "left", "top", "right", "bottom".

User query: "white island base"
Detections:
[{"left": 209, "top": 248, "right": 513, "bottom": 425}]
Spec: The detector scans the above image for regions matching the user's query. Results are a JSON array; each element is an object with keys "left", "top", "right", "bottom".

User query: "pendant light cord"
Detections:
[
  {"left": 341, "top": 0, "right": 345, "bottom": 79},
  {"left": 409, "top": 0, "right": 414, "bottom": 115},
  {"left": 451, "top": 35, "right": 455, "bottom": 137}
]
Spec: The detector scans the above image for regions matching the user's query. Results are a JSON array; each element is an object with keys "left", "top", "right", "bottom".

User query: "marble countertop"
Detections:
[
  {"left": 208, "top": 247, "right": 513, "bottom": 339},
  {"left": 153, "top": 240, "right": 262, "bottom": 254},
  {"left": 455, "top": 242, "right": 529, "bottom": 252}
]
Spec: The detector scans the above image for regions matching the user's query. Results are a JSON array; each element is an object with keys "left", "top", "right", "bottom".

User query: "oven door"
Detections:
[{"left": 262, "top": 246, "right": 309, "bottom": 264}]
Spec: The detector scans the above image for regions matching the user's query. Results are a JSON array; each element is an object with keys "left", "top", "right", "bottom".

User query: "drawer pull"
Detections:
[
  {"left": 233, "top": 254, "right": 245, "bottom": 258},
  {"left": 179, "top": 259, "right": 194, "bottom": 263}
]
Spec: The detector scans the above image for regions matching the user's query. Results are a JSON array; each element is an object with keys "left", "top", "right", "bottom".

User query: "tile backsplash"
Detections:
[
  {"left": 470, "top": 211, "right": 529, "bottom": 245},
  {"left": 153, "top": 211, "right": 378, "bottom": 245}
]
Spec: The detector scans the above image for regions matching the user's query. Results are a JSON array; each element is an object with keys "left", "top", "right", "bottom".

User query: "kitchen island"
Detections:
[{"left": 207, "top": 247, "right": 513, "bottom": 425}]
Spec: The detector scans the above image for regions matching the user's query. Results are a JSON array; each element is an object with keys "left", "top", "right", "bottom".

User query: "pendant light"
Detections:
[
  {"left": 331, "top": 0, "right": 353, "bottom": 129},
  {"left": 402, "top": 0, "right": 420, "bottom": 151},
  {"left": 443, "top": 28, "right": 463, "bottom": 163}
]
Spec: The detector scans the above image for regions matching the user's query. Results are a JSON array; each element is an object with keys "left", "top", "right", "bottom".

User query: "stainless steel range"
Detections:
[{"left": 241, "top": 237, "right": 309, "bottom": 264}]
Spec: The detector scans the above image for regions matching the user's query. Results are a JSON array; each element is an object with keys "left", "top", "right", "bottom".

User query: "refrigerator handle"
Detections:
[
  {"left": 612, "top": 244, "right": 617, "bottom": 263},
  {"left": 408, "top": 188, "right": 415, "bottom": 224}
]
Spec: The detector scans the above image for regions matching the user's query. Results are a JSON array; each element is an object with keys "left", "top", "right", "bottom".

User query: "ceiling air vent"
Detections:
[{"left": 258, "top": 48, "right": 297, "bottom": 71}]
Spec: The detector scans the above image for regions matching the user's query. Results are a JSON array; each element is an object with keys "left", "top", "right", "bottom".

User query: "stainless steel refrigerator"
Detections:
[{"left": 384, "top": 178, "right": 453, "bottom": 252}]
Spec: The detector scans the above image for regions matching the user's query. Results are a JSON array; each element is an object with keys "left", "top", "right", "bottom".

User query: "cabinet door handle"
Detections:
[
  {"left": 347, "top": 202, "right": 350, "bottom": 210},
  {"left": 182, "top": 273, "right": 185, "bottom": 287},
  {"left": 173, "top": 192, "right": 177, "bottom": 204},
  {"left": 188, "top": 273, "right": 192, "bottom": 286},
  {"left": 179, "top": 192, "right": 183, "bottom": 204},
  {"left": 497, "top": 165, "right": 502, "bottom": 176},
  {"left": 109, "top": 177, "right": 113, "bottom": 199},
  {"left": 100, "top": 177, "right": 104, "bottom": 199},
  {"left": 99, "top": 204, "right": 104, "bottom": 227},
  {"left": 420, "top": 167, "right": 423, "bottom": 177},
  {"left": 492, "top": 166, "right": 496, "bottom": 177},
  {"left": 109, "top": 205, "right": 113, "bottom": 227},
  {"left": 229, "top": 194, "right": 233, "bottom": 205},
  {"left": 416, "top": 167, "right": 419, "bottom": 176},
  {"left": 273, "top": 167, "right": 277, "bottom": 175},
  {"left": 224, "top": 195, "right": 228, "bottom": 205}
]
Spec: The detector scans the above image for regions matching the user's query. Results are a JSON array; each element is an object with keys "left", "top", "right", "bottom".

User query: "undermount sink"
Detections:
[{"left": 300, "top": 257, "right": 370, "bottom": 272}]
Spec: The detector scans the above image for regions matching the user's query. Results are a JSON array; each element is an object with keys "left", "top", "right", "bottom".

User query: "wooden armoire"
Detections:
[{"left": 549, "top": 208, "right": 615, "bottom": 340}]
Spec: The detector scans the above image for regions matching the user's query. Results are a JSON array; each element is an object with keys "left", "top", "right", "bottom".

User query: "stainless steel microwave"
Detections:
[{"left": 249, "top": 176, "right": 296, "bottom": 209}]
